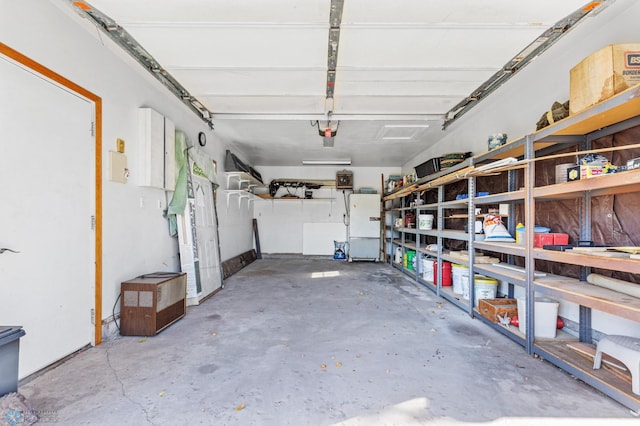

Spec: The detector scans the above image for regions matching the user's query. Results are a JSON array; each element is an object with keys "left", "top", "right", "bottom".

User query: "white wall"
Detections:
[
  {"left": 255, "top": 166, "right": 399, "bottom": 254},
  {"left": 405, "top": 0, "right": 640, "bottom": 171},
  {"left": 0, "top": 0, "right": 254, "bottom": 336}
]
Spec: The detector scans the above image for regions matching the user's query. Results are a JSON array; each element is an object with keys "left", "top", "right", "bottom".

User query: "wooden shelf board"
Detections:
[
  {"left": 403, "top": 242, "right": 417, "bottom": 251},
  {"left": 416, "top": 204, "right": 438, "bottom": 211},
  {"left": 417, "top": 275, "right": 437, "bottom": 291},
  {"left": 439, "top": 200, "right": 469, "bottom": 209},
  {"left": 472, "top": 241, "right": 525, "bottom": 257},
  {"left": 535, "top": 341, "right": 640, "bottom": 411},
  {"left": 473, "top": 308, "right": 527, "bottom": 346},
  {"left": 399, "top": 227, "right": 417, "bottom": 235},
  {"left": 486, "top": 324, "right": 577, "bottom": 343},
  {"left": 475, "top": 189, "right": 525, "bottom": 204},
  {"left": 441, "top": 253, "right": 465, "bottom": 265},
  {"left": 440, "top": 286, "right": 470, "bottom": 310},
  {"left": 473, "top": 264, "right": 526, "bottom": 286},
  {"left": 534, "top": 169, "right": 640, "bottom": 200},
  {"left": 438, "top": 229, "right": 471, "bottom": 241},
  {"left": 445, "top": 214, "right": 486, "bottom": 219},
  {"left": 447, "top": 251, "right": 500, "bottom": 264},
  {"left": 534, "top": 274, "right": 640, "bottom": 322},
  {"left": 540, "top": 85, "right": 640, "bottom": 138},
  {"left": 533, "top": 247, "right": 640, "bottom": 275}
]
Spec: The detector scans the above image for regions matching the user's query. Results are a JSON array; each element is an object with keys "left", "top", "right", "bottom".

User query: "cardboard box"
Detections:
[
  {"left": 570, "top": 44, "right": 640, "bottom": 115},
  {"left": 478, "top": 298, "right": 518, "bottom": 323},
  {"left": 534, "top": 233, "right": 569, "bottom": 248},
  {"left": 567, "top": 165, "right": 603, "bottom": 181}
]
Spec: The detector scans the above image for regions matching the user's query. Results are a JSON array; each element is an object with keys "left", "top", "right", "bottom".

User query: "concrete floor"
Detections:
[{"left": 19, "top": 257, "right": 638, "bottom": 425}]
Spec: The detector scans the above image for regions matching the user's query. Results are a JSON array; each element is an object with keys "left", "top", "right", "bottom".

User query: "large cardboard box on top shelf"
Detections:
[{"left": 569, "top": 43, "right": 640, "bottom": 115}]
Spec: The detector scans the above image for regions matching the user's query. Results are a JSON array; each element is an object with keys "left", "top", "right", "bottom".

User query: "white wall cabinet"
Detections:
[{"left": 138, "top": 107, "right": 175, "bottom": 190}]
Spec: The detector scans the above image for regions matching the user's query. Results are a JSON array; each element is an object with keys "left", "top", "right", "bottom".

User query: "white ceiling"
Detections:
[{"left": 83, "top": 0, "right": 590, "bottom": 167}]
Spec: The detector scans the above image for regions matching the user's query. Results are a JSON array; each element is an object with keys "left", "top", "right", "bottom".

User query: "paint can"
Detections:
[
  {"left": 434, "top": 261, "right": 452, "bottom": 286},
  {"left": 421, "top": 256, "right": 434, "bottom": 281},
  {"left": 452, "top": 264, "right": 469, "bottom": 294},
  {"left": 418, "top": 214, "right": 434, "bottom": 230},
  {"left": 474, "top": 276, "right": 498, "bottom": 306}
]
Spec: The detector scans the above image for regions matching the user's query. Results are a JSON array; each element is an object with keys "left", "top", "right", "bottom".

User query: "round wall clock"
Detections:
[{"left": 198, "top": 132, "right": 207, "bottom": 147}]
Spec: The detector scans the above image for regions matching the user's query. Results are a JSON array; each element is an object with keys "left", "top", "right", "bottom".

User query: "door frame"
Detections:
[{"left": 0, "top": 42, "right": 103, "bottom": 345}]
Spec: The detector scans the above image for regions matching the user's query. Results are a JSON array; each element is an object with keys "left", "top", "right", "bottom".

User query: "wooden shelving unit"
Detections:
[{"left": 382, "top": 84, "right": 640, "bottom": 412}]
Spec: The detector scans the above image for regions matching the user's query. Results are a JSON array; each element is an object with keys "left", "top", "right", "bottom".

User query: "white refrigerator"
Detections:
[{"left": 348, "top": 193, "right": 381, "bottom": 261}]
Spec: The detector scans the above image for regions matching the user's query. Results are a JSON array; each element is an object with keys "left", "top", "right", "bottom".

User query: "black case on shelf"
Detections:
[{"left": 415, "top": 157, "right": 441, "bottom": 178}]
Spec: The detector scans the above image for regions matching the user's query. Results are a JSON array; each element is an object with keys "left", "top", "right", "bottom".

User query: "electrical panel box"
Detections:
[
  {"left": 120, "top": 272, "right": 186, "bottom": 336},
  {"left": 336, "top": 170, "right": 353, "bottom": 190}
]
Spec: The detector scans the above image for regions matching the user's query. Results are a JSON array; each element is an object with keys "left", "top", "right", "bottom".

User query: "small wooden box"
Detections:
[{"left": 478, "top": 298, "right": 518, "bottom": 323}]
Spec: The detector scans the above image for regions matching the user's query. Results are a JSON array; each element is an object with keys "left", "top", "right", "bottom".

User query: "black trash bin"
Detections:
[{"left": 0, "top": 326, "right": 26, "bottom": 396}]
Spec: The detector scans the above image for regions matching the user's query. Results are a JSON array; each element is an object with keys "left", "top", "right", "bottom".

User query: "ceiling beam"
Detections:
[
  {"left": 213, "top": 113, "right": 443, "bottom": 121},
  {"left": 325, "top": 0, "right": 344, "bottom": 113}
]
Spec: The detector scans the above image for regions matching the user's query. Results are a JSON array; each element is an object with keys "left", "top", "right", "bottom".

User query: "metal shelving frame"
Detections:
[
  {"left": 525, "top": 87, "right": 640, "bottom": 412},
  {"left": 381, "top": 84, "right": 640, "bottom": 412}
]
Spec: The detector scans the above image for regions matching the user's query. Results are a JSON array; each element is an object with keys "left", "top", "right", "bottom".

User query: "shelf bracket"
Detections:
[
  {"left": 225, "top": 190, "right": 257, "bottom": 212},
  {"left": 226, "top": 173, "right": 238, "bottom": 188}
]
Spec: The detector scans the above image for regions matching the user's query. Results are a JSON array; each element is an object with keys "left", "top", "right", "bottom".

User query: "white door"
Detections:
[
  {"left": 0, "top": 56, "right": 94, "bottom": 378},
  {"left": 178, "top": 165, "right": 222, "bottom": 305},
  {"left": 192, "top": 173, "right": 222, "bottom": 298}
]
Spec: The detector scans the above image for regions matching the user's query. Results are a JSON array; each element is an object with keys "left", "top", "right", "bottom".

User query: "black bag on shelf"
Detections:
[
  {"left": 224, "top": 149, "right": 250, "bottom": 173},
  {"left": 249, "top": 166, "right": 263, "bottom": 184}
]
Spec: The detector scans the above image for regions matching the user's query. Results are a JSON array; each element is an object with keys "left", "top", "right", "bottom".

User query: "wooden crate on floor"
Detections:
[{"left": 478, "top": 298, "right": 518, "bottom": 323}]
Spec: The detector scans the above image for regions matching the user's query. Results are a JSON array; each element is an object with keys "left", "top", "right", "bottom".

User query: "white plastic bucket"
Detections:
[
  {"left": 421, "top": 257, "right": 434, "bottom": 281},
  {"left": 418, "top": 214, "right": 434, "bottom": 230},
  {"left": 461, "top": 274, "right": 470, "bottom": 300},
  {"left": 474, "top": 276, "right": 498, "bottom": 306},
  {"left": 451, "top": 264, "right": 468, "bottom": 295},
  {"left": 516, "top": 297, "right": 560, "bottom": 338}
]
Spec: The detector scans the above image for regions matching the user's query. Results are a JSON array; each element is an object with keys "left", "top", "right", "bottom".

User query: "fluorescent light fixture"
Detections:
[{"left": 302, "top": 159, "right": 351, "bottom": 166}]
